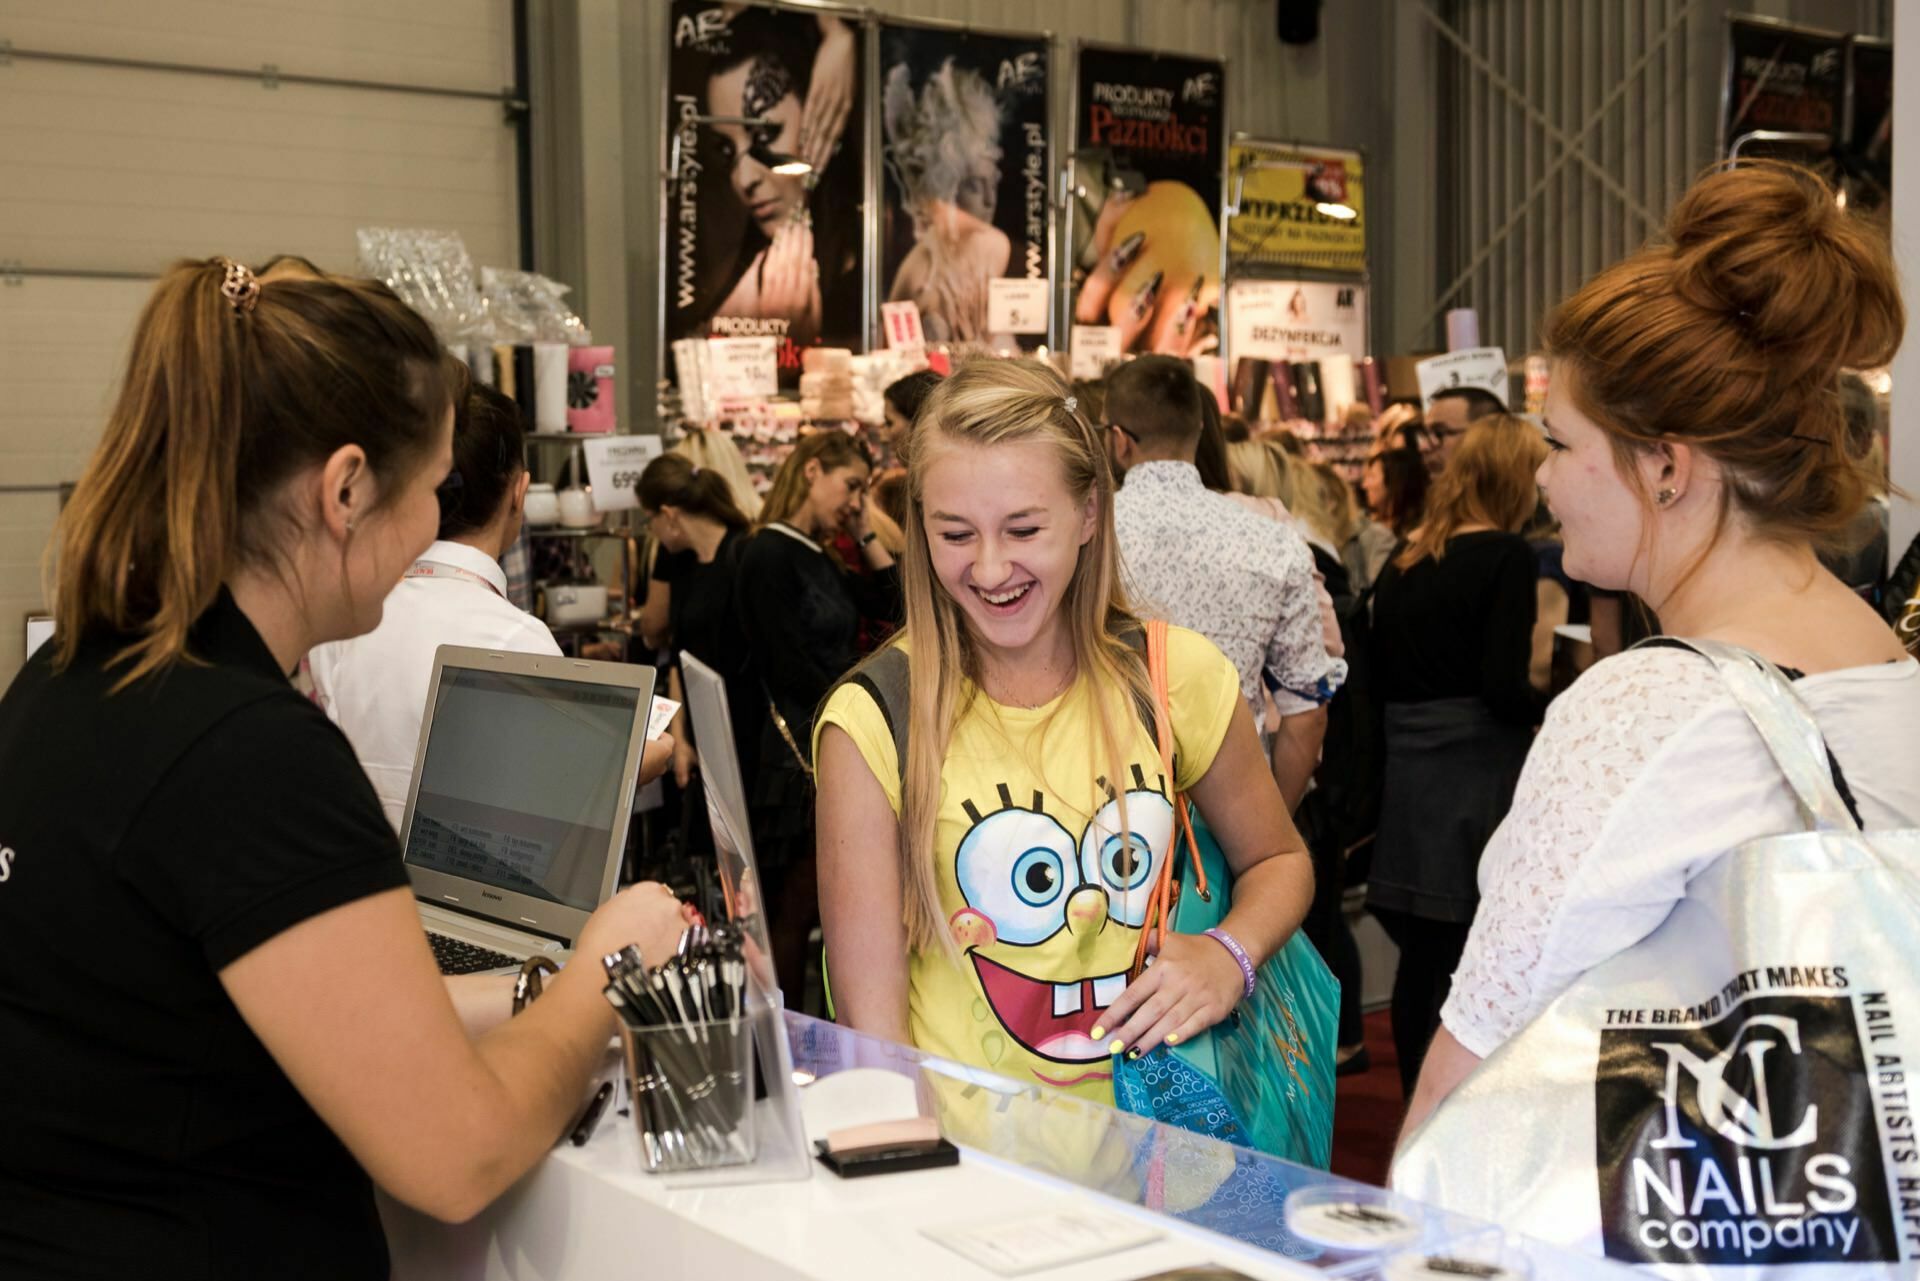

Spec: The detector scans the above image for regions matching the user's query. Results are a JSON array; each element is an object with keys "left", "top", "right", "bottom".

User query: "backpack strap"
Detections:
[
  {"left": 830, "top": 622, "right": 1162, "bottom": 794},
  {"left": 1634, "top": 637, "right": 1863, "bottom": 832},
  {"left": 839, "top": 644, "right": 911, "bottom": 786}
]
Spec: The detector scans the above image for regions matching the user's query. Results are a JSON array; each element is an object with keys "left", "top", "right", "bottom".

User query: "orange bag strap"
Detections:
[{"left": 1129, "top": 620, "right": 1208, "bottom": 981}]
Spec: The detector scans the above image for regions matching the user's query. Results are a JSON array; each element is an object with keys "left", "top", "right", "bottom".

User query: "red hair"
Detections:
[{"left": 1545, "top": 160, "right": 1902, "bottom": 552}]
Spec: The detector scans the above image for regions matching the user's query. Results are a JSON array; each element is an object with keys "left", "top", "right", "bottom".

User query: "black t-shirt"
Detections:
[
  {"left": 0, "top": 591, "right": 408, "bottom": 1280},
  {"left": 654, "top": 529, "right": 767, "bottom": 782},
  {"left": 736, "top": 524, "right": 902, "bottom": 743},
  {"left": 1370, "top": 529, "right": 1543, "bottom": 726}
]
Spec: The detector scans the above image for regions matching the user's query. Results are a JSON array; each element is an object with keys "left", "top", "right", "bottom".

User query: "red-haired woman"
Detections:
[{"left": 1400, "top": 163, "right": 1918, "bottom": 1146}]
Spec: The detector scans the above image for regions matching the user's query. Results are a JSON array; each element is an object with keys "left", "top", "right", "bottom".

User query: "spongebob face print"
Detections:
[{"left": 947, "top": 767, "right": 1173, "bottom": 1090}]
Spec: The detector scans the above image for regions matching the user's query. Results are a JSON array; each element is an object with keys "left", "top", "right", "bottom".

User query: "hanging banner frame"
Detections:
[
  {"left": 1064, "top": 40, "right": 1229, "bottom": 365},
  {"left": 1225, "top": 139, "right": 1367, "bottom": 277},
  {"left": 1221, "top": 132, "right": 1372, "bottom": 375},
  {"left": 873, "top": 15, "right": 1057, "bottom": 352},
  {"left": 658, "top": 0, "right": 875, "bottom": 399}
]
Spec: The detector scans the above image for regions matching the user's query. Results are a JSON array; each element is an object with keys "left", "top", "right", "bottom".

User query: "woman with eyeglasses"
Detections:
[{"left": 310, "top": 379, "right": 674, "bottom": 830}]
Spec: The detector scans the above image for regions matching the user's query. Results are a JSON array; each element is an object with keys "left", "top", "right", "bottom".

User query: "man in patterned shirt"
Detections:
[{"left": 1107, "top": 356, "right": 1346, "bottom": 810}]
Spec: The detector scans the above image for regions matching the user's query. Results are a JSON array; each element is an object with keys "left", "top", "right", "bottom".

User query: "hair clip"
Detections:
[
  {"left": 219, "top": 259, "right": 260, "bottom": 316},
  {"left": 1062, "top": 395, "right": 1078, "bottom": 414}
]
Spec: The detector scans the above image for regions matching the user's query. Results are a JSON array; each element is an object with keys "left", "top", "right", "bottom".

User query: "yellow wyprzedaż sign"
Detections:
[{"left": 1227, "top": 143, "right": 1366, "bottom": 275}]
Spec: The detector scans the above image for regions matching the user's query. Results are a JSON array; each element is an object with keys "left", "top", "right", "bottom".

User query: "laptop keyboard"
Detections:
[{"left": 428, "top": 932, "right": 521, "bottom": 975}]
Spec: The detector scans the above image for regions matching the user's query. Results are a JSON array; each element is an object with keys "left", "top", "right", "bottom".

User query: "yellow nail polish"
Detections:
[
  {"left": 1166, "top": 1032, "right": 1180, "bottom": 1045},
  {"left": 1107, "top": 1038, "right": 1125, "bottom": 1055},
  {"left": 1089, "top": 1026, "right": 1105, "bottom": 1041}
]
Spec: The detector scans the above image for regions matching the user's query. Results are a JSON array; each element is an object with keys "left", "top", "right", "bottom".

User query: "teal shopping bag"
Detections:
[{"left": 1111, "top": 622, "right": 1339, "bottom": 1169}]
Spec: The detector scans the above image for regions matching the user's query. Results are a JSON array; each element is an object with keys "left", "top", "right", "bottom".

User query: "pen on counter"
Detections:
[{"left": 569, "top": 1080, "right": 614, "bottom": 1147}]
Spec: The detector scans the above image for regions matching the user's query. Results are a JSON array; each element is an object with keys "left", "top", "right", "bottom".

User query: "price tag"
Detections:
[
  {"left": 706, "top": 336, "right": 779, "bottom": 399},
  {"left": 881, "top": 300, "right": 927, "bottom": 356},
  {"left": 1069, "top": 325, "right": 1122, "bottom": 379},
  {"left": 1415, "top": 346, "right": 1508, "bottom": 410},
  {"left": 987, "top": 278, "right": 1050, "bottom": 335},
  {"left": 580, "top": 434, "right": 664, "bottom": 512}
]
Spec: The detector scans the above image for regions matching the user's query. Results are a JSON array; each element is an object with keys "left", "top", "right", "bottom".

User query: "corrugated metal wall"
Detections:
[{"left": 1418, "top": 0, "right": 1891, "bottom": 359}]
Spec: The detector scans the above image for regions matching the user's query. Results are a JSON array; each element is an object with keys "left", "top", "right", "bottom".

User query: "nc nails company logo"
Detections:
[{"left": 1596, "top": 994, "right": 1900, "bottom": 1265}]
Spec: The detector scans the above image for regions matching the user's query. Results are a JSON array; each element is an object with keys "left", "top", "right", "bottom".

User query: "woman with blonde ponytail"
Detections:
[
  {"left": 0, "top": 257, "right": 691, "bottom": 1278},
  {"left": 814, "top": 357, "right": 1312, "bottom": 1102}
]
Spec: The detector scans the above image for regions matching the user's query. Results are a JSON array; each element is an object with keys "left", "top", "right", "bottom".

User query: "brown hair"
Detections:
[
  {"left": 50, "top": 255, "right": 453, "bottom": 685},
  {"left": 438, "top": 377, "right": 524, "bottom": 541},
  {"left": 1105, "top": 354, "right": 1203, "bottom": 450},
  {"left": 1545, "top": 160, "right": 1903, "bottom": 558},
  {"left": 638, "top": 453, "right": 750, "bottom": 531},
  {"left": 757, "top": 430, "right": 873, "bottom": 530},
  {"left": 1396, "top": 415, "right": 1548, "bottom": 569},
  {"left": 1366, "top": 446, "right": 1429, "bottom": 536}
]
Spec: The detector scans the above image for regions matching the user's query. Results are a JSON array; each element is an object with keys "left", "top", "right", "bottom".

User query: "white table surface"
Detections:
[{"left": 382, "top": 1080, "right": 1323, "bottom": 1281}]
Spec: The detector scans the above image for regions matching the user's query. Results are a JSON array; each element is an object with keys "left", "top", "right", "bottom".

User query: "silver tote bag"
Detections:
[{"left": 1393, "top": 641, "right": 1920, "bottom": 1279}]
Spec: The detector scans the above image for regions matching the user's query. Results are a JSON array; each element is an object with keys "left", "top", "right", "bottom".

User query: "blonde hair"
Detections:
[
  {"left": 896, "top": 357, "right": 1150, "bottom": 960},
  {"left": 1313, "top": 461, "right": 1364, "bottom": 547},
  {"left": 1229, "top": 437, "right": 1338, "bottom": 547},
  {"left": 1395, "top": 414, "right": 1548, "bottom": 570},
  {"left": 757, "top": 430, "right": 872, "bottom": 531},
  {"left": 1227, "top": 438, "right": 1286, "bottom": 501},
  {"left": 673, "top": 426, "right": 762, "bottom": 520},
  {"left": 1270, "top": 444, "right": 1339, "bottom": 548}
]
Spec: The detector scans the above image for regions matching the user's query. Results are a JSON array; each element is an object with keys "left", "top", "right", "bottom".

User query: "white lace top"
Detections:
[{"left": 1441, "top": 645, "right": 1920, "bottom": 1058}]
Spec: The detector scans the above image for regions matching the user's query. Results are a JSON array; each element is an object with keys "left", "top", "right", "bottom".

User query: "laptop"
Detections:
[
  {"left": 678, "top": 653, "right": 778, "bottom": 997},
  {"left": 397, "top": 645, "right": 656, "bottom": 975}
]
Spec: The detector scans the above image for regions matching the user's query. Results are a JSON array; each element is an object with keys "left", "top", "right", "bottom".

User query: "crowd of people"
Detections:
[{"left": 2, "top": 160, "right": 1916, "bottom": 1277}]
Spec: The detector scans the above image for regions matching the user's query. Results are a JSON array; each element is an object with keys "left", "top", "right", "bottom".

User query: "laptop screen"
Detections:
[{"left": 403, "top": 666, "right": 641, "bottom": 913}]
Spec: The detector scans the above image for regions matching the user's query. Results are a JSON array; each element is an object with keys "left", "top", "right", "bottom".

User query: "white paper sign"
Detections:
[
  {"left": 646, "top": 696, "right": 680, "bottom": 742},
  {"left": 987, "top": 278, "right": 1050, "bottom": 335},
  {"left": 1416, "top": 345, "right": 1509, "bottom": 410},
  {"left": 580, "top": 434, "right": 664, "bottom": 512},
  {"left": 922, "top": 1208, "right": 1161, "bottom": 1276},
  {"left": 1228, "top": 279, "right": 1368, "bottom": 363},
  {"left": 1069, "top": 325, "right": 1122, "bottom": 379},
  {"left": 706, "top": 336, "right": 779, "bottom": 400},
  {"left": 881, "top": 300, "right": 926, "bottom": 355}
]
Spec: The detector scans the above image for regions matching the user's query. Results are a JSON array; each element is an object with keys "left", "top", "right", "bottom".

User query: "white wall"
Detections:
[{"left": 0, "top": 0, "right": 521, "bottom": 684}]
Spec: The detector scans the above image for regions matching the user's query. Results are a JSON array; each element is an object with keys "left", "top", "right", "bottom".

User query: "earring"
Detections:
[{"left": 1656, "top": 488, "right": 1677, "bottom": 506}]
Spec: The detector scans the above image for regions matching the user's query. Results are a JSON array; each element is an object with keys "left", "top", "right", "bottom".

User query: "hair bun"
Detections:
[{"left": 1664, "top": 160, "right": 1902, "bottom": 386}]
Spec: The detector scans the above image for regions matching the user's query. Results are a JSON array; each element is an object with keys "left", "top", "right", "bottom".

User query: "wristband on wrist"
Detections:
[
  {"left": 858, "top": 530, "right": 878, "bottom": 547},
  {"left": 1202, "top": 927, "right": 1257, "bottom": 1000}
]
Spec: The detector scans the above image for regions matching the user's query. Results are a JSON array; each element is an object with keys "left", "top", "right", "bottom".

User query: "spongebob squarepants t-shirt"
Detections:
[{"left": 815, "top": 626, "right": 1241, "bottom": 1103}]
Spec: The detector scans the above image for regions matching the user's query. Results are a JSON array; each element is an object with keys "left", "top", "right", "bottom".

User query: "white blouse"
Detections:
[{"left": 1440, "top": 645, "right": 1920, "bottom": 1058}]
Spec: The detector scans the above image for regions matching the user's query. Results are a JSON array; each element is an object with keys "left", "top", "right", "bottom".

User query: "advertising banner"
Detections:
[
  {"left": 1721, "top": 17, "right": 1848, "bottom": 159},
  {"left": 1069, "top": 46, "right": 1225, "bottom": 359},
  {"left": 1226, "top": 279, "right": 1366, "bottom": 365},
  {"left": 878, "top": 23, "right": 1050, "bottom": 349},
  {"left": 1227, "top": 143, "right": 1366, "bottom": 275},
  {"left": 665, "top": 2, "right": 867, "bottom": 386}
]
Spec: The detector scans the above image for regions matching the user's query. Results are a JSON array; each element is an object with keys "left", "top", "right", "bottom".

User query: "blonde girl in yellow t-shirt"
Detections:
[{"left": 814, "top": 356, "right": 1313, "bottom": 1103}]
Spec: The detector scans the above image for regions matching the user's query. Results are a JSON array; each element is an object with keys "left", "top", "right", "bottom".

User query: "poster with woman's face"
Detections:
[
  {"left": 667, "top": 2, "right": 866, "bottom": 385},
  {"left": 878, "top": 24, "right": 1050, "bottom": 349},
  {"left": 1070, "top": 47, "right": 1225, "bottom": 359}
]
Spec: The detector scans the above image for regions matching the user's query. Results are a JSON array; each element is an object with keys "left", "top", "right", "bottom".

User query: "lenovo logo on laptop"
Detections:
[{"left": 1596, "top": 990, "right": 1900, "bottom": 1265}]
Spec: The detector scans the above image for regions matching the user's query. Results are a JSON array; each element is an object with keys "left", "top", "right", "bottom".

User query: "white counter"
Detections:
[{"left": 383, "top": 1096, "right": 1321, "bottom": 1281}]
